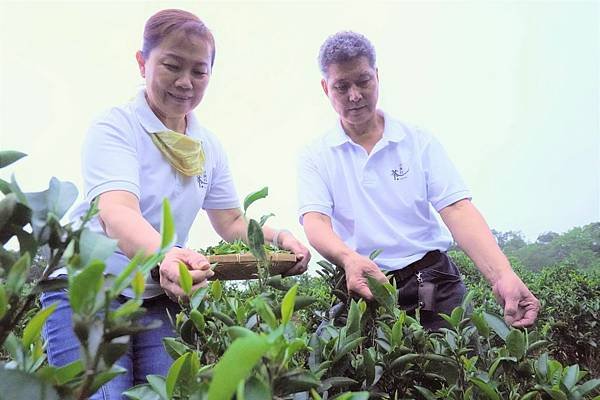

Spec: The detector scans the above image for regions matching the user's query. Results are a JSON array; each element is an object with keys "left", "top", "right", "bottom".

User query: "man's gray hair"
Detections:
[{"left": 318, "top": 31, "right": 376, "bottom": 76}]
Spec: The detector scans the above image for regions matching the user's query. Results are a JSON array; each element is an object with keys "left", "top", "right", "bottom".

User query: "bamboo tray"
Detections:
[{"left": 207, "top": 253, "right": 298, "bottom": 280}]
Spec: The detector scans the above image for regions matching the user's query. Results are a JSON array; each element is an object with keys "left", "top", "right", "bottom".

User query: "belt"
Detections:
[{"left": 391, "top": 250, "right": 443, "bottom": 282}]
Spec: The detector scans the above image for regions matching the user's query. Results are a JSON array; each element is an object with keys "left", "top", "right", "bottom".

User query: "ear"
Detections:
[
  {"left": 376, "top": 67, "right": 379, "bottom": 82},
  {"left": 321, "top": 78, "right": 329, "bottom": 97},
  {"left": 135, "top": 50, "right": 146, "bottom": 78}
]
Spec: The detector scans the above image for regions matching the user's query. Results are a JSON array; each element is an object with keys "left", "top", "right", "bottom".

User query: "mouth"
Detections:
[
  {"left": 348, "top": 105, "right": 367, "bottom": 112},
  {"left": 168, "top": 92, "right": 192, "bottom": 102}
]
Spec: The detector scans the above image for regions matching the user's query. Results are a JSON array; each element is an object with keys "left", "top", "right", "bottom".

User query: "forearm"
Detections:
[
  {"left": 440, "top": 200, "right": 513, "bottom": 284},
  {"left": 303, "top": 213, "right": 356, "bottom": 269},
  {"left": 99, "top": 204, "right": 161, "bottom": 259}
]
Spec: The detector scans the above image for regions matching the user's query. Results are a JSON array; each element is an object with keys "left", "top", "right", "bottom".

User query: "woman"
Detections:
[{"left": 41, "top": 9, "right": 310, "bottom": 398}]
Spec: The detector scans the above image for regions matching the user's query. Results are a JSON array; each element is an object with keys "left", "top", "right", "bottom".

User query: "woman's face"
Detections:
[{"left": 136, "top": 30, "right": 212, "bottom": 124}]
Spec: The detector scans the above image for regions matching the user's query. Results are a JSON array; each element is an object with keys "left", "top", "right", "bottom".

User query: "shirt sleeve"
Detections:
[
  {"left": 422, "top": 135, "right": 472, "bottom": 211},
  {"left": 83, "top": 110, "right": 140, "bottom": 202},
  {"left": 202, "top": 136, "right": 240, "bottom": 210},
  {"left": 297, "top": 146, "right": 333, "bottom": 224}
]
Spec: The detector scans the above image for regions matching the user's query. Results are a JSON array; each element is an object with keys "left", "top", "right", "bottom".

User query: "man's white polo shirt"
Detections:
[
  {"left": 67, "top": 89, "right": 240, "bottom": 297},
  {"left": 297, "top": 112, "right": 471, "bottom": 271}
]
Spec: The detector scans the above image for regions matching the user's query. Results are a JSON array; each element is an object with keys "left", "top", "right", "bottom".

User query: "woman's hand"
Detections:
[
  {"left": 159, "top": 247, "right": 214, "bottom": 301},
  {"left": 279, "top": 231, "right": 311, "bottom": 276}
]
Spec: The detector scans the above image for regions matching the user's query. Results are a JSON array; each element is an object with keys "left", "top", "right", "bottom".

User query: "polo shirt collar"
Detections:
[
  {"left": 133, "top": 88, "right": 201, "bottom": 138},
  {"left": 325, "top": 110, "right": 406, "bottom": 147}
]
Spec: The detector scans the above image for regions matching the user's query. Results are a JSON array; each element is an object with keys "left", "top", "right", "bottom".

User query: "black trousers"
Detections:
[{"left": 392, "top": 250, "right": 467, "bottom": 330}]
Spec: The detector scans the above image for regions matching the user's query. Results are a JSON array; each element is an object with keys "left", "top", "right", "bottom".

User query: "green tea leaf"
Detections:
[
  {"left": 190, "top": 309, "right": 205, "bottom": 332},
  {"left": 483, "top": 311, "right": 510, "bottom": 341},
  {"left": 147, "top": 375, "right": 169, "bottom": 400},
  {"left": 243, "top": 187, "right": 268, "bottom": 214},
  {"left": 247, "top": 219, "right": 266, "bottom": 262},
  {"left": 450, "top": 306, "right": 464, "bottom": 327},
  {"left": 190, "top": 286, "right": 209, "bottom": 310},
  {"left": 369, "top": 249, "right": 383, "bottom": 260},
  {"left": 506, "top": 329, "right": 526, "bottom": 359},
  {"left": 0, "top": 284, "right": 7, "bottom": 319},
  {"left": 346, "top": 300, "right": 361, "bottom": 335},
  {"left": 5, "top": 253, "right": 30, "bottom": 295},
  {"left": 469, "top": 377, "right": 501, "bottom": 400},
  {"left": 110, "top": 252, "right": 144, "bottom": 296},
  {"left": 244, "top": 376, "right": 272, "bottom": 400},
  {"left": 227, "top": 326, "right": 256, "bottom": 340},
  {"left": 0, "top": 368, "right": 60, "bottom": 400},
  {"left": 131, "top": 270, "right": 145, "bottom": 298},
  {"left": 69, "top": 260, "right": 105, "bottom": 314},
  {"left": 79, "top": 229, "right": 118, "bottom": 268},
  {"left": 471, "top": 311, "right": 490, "bottom": 338},
  {"left": 163, "top": 337, "right": 189, "bottom": 361},
  {"left": 179, "top": 262, "right": 192, "bottom": 296},
  {"left": 0, "top": 150, "right": 27, "bottom": 168},
  {"left": 414, "top": 385, "right": 437, "bottom": 400},
  {"left": 363, "top": 347, "right": 376, "bottom": 387},
  {"left": 160, "top": 198, "right": 175, "bottom": 250},
  {"left": 166, "top": 353, "right": 189, "bottom": 399},
  {"left": 211, "top": 280, "right": 223, "bottom": 301},
  {"left": 281, "top": 284, "right": 298, "bottom": 325},
  {"left": 576, "top": 378, "right": 600, "bottom": 396},
  {"left": 123, "top": 384, "right": 163, "bottom": 400},
  {"left": 208, "top": 335, "right": 269, "bottom": 400},
  {"left": 366, "top": 276, "right": 395, "bottom": 314},
  {"left": 259, "top": 213, "right": 275, "bottom": 227},
  {"left": 46, "top": 177, "right": 78, "bottom": 220},
  {"left": 562, "top": 364, "right": 579, "bottom": 390},
  {"left": 22, "top": 303, "right": 57, "bottom": 348}
]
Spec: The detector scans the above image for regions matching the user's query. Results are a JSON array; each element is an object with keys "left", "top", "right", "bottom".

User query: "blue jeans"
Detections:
[{"left": 41, "top": 289, "right": 181, "bottom": 399}]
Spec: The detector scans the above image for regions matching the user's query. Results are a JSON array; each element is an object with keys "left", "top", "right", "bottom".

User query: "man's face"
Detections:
[
  {"left": 321, "top": 56, "right": 379, "bottom": 128},
  {"left": 136, "top": 30, "right": 212, "bottom": 122}
]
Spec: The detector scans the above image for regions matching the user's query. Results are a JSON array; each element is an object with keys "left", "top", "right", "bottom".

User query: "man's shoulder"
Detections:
[
  {"left": 301, "top": 124, "right": 340, "bottom": 157},
  {"left": 383, "top": 112, "right": 436, "bottom": 150}
]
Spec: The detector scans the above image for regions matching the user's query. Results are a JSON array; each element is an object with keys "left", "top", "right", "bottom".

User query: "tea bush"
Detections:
[{"left": 1, "top": 150, "right": 599, "bottom": 399}]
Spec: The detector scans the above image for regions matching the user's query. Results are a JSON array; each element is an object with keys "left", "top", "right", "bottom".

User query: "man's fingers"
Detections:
[
  {"left": 347, "top": 278, "right": 373, "bottom": 301},
  {"left": 188, "top": 269, "right": 214, "bottom": 283},
  {"left": 503, "top": 297, "right": 519, "bottom": 325}
]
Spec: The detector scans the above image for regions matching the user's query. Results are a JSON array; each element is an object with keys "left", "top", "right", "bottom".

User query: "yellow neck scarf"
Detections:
[{"left": 150, "top": 131, "right": 205, "bottom": 176}]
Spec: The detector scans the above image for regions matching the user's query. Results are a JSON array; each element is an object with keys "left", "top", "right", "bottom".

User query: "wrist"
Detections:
[
  {"left": 271, "top": 229, "right": 292, "bottom": 248},
  {"left": 338, "top": 250, "right": 359, "bottom": 269}
]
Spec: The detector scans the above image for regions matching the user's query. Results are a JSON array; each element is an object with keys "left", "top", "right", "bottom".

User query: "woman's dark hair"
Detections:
[{"left": 142, "top": 9, "right": 215, "bottom": 67}]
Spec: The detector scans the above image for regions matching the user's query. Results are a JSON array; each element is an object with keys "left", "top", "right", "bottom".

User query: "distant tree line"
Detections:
[{"left": 490, "top": 222, "right": 600, "bottom": 271}]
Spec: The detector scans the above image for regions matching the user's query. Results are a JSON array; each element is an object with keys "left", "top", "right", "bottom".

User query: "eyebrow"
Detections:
[{"left": 161, "top": 52, "right": 208, "bottom": 66}]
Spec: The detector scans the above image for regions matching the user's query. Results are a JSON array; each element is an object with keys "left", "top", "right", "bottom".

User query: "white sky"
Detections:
[{"left": 1, "top": 1, "right": 599, "bottom": 257}]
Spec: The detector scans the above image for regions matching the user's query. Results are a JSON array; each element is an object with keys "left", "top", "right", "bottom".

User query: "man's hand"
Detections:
[
  {"left": 159, "top": 247, "right": 214, "bottom": 301},
  {"left": 492, "top": 271, "right": 540, "bottom": 327},
  {"left": 279, "top": 232, "right": 312, "bottom": 276},
  {"left": 343, "top": 253, "right": 388, "bottom": 300}
]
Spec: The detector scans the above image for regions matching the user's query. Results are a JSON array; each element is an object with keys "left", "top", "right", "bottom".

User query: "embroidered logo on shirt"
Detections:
[
  {"left": 391, "top": 162, "right": 410, "bottom": 181},
  {"left": 197, "top": 172, "right": 208, "bottom": 189}
]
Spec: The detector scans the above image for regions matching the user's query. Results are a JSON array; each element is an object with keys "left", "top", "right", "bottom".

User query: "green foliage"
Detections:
[
  {"left": 0, "top": 149, "right": 177, "bottom": 399},
  {"left": 493, "top": 223, "right": 600, "bottom": 270},
  {"left": 451, "top": 249, "right": 600, "bottom": 377},
  {"left": 2, "top": 153, "right": 599, "bottom": 399}
]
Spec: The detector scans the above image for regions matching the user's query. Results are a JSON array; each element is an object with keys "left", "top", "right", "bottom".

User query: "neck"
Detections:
[
  {"left": 145, "top": 93, "right": 187, "bottom": 133},
  {"left": 162, "top": 116, "right": 187, "bottom": 134},
  {"left": 341, "top": 111, "right": 384, "bottom": 153}
]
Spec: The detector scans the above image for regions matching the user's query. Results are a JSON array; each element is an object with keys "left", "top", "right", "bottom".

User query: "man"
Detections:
[{"left": 298, "top": 31, "right": 539, "bottom": 329}]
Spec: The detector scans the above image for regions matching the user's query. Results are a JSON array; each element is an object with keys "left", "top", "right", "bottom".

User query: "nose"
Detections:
[
  {"left": 348, "top": 85, "right": 362, "bottom": 103},
  {"left": 175, "top": 73, "right": 193, "bottom": 90}
]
